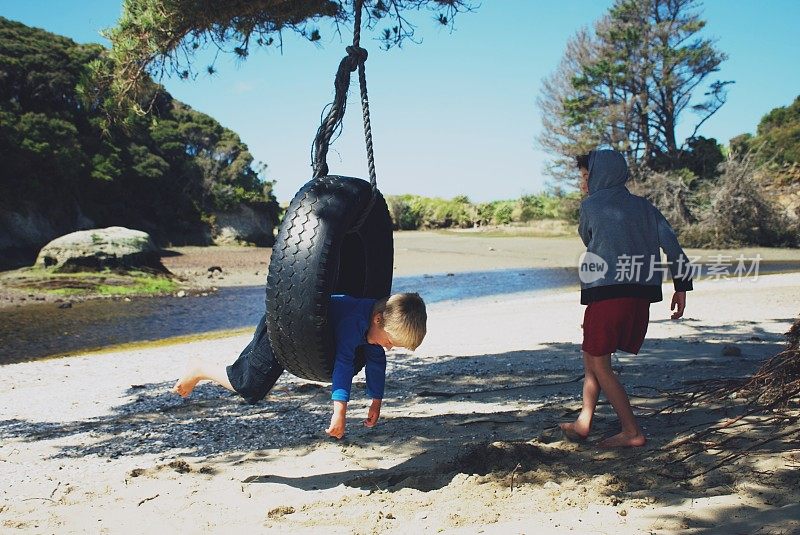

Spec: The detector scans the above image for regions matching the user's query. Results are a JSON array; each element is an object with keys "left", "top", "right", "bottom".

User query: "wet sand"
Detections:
[{"left": 161, "top": 231, "right": 800, "bottom": 286}]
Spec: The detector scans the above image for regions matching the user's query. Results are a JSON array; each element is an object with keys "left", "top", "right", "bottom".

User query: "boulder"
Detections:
[
  {"left": 35, "top": 227, "right": 163, "bottom": 272},
  {"left": 211, "top": 203, "right": 275, "bottom": 246}
]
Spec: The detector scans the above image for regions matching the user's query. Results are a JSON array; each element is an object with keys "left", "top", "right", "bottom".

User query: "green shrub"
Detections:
[
  {"left": 555, "top": 193, "right": 582, "bottom": 223},
  {"left": 492, "top": 201, "right": 515, "bottom": 225},
  {"left": 677, "top": 153, "right": 799, "bottom": 247},
  {"left": 385, "top": 193, "right": 577, "bottom": 230}
]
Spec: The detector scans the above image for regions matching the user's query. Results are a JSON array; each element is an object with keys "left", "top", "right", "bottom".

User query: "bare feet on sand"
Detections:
[
  {"left": 559, "top": 422, "right": 589, "bottom": 442},
  {"left": 172, "top": 360, "right": 203, "bottom": 398},
  {"left": 597, "top": 431, "right": 647, "bottom": 448}
]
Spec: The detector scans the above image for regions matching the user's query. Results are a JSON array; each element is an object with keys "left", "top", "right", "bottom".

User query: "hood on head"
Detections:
[{"left": 588, "top": 150, "right": 629, "bottom": 195}]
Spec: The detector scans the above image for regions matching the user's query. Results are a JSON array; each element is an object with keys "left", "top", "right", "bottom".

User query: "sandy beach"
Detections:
[
  {"left": 160, "top": 230, "right": 800, "bottom": 285},
  {"left": 1, "top": 232, "right": 799, "bottom": 534}
]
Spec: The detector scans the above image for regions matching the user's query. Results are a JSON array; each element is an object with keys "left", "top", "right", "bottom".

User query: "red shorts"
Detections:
[{"left": 582, "top": 297, "right": 650, "bottom": 356}]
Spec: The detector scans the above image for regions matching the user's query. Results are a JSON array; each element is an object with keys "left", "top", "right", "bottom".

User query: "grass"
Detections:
[
  {"left": 48, "top": 287, "right": 87, "bottom": 296},
  {"left": 96, "top": 276, "right": 178, "bottom": 295},
  {"left": 1, "top": 267, "right": 180, "bottom": 297}
]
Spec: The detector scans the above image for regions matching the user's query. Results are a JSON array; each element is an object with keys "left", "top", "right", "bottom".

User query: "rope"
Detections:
[
  {"left": 352, "top": 1, "right": 377, "bottom": 190},
  {"left": 310, "top": 0, "right": 379, "bottom": 229}
]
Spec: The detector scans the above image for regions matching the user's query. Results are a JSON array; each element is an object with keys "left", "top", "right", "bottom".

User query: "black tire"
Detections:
[{"left": 266, "top": 175, "right": 393, "bottom": 382}]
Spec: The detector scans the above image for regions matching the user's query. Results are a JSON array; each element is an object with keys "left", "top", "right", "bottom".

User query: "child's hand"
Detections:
[
  {"left": 670, "top": 291, "right": 686, "bottom": 319},
  {"left": 363, "top": 399, "right": 382, "bottom": 428},
  {"left": 325, "top": 401, "right": 347, "bottom": 439}
]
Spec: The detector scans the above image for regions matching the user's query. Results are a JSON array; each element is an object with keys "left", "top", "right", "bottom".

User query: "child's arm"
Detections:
[
  {"left": 655, "top": 208, "right": 693, "bottom": 291},
  {"left": 363, "top": 346, "right": 386, "bottom": 428},
  {"left": 578, "top": 205, "right": 592, "bottom": 246},
  {"left": 654, "top": 208, "right": 691, "bottom": 320},
  {"left": 326, "top": 317, "right": 361, "bottom": 439}
]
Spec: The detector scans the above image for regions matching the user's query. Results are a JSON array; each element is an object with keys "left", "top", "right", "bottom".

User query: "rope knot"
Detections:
[
  {"left": 345, "top": 46, "right": 368, "bottom": 70},
  {"left": 311, "top": 0, "right": 377, "bottom": 190}
]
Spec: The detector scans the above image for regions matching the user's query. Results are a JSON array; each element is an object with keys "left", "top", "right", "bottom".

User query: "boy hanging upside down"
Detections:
[{"left": 174, "top": 293, "right": 427, "bottom": 439}]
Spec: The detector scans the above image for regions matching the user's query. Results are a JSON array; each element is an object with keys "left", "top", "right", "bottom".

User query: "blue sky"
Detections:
[{"left": 3, "top": 1, "right": 799, "bottom": 202}]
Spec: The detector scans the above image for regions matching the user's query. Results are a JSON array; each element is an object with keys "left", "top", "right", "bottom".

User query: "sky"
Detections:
[{"left": 2, "top": 1, "right": 799, "bottom": 202}]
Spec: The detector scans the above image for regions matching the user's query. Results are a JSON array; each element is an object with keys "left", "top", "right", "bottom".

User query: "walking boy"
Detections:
[
  {"left": 560, "top": 150, "right": 693, "bottom": 447},
  {"left": 174, "top": 293, "right": 427, "bottom": 440}
]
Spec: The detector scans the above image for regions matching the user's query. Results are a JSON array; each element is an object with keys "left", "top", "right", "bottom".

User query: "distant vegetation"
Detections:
[
  {"left": 539, "top": 0, "right": 798, "bottom": 248},
  {"left": 631, "top": 96, "right": 800, "bottom": 248},
  {"left": 539, "top": 0, "right": 731, "bottom": 180},
  {"left": 2, "top": 7, "right": 796, "bottom": 254},
  {"left": 385, "top": 193, "right": 580, "bottom": 230},
  {"left": 730, "top": 95, "right": 800, "bottom": 184},
  {"left": 0, "top": 17, "right": 279, "bottom": 249}
]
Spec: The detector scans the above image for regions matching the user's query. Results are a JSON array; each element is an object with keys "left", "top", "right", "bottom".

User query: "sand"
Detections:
[
  {"left": 1, "top": 232, "right": 799, "bottom": 534},
  {"left": 160, "top": 231, "right": 800, "bottom": 285}
]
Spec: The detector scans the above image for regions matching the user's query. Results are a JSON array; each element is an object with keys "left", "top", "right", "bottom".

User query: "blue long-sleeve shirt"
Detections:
[{"left": 328, "top": 295, "right": 386, "bottom": 402}]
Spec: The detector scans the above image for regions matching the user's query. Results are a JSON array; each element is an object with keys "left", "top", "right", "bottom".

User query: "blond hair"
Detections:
[{"left": 374, "top": 293, "right": 427, "bottom": 350}]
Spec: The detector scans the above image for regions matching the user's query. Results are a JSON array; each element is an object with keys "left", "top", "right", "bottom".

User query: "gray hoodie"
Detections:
[{"left": 578, "top": 150, "right": 693, "bottom": 304}]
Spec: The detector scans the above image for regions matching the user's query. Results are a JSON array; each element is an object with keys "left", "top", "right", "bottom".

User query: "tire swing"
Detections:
[{"left": 266, "top": 0, "right": 393, "bottom": 382}]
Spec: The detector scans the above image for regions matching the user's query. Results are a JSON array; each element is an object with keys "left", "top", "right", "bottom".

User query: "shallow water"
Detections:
[
  {"left": 2, "top": 260, "right": 797, "bottom": 365},
  {"left": 0, "top": 268, "right": 578, "bottom": 364}
]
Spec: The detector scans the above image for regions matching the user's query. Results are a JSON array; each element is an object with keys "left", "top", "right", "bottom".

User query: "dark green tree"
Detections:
[
  {"left": 735, "top": 96, "right": 800, "bottom": 166},
  {"left": 100, "top": 0, "right": 476, "bottom": 112},
  {"left": 0, "top": 17, "right": 279, "bottom": 246},
  {"left": 538, "top": 0, "right": 731, "bottom": 181},
  {"left": 758, "top": 96, "right": 800, "bottom": 160}
]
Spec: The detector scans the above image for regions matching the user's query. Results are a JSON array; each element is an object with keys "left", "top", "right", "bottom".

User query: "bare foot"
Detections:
[
  {"left": 559, "top": 422, "right": 589, "bottom": 442},
  {"left": 597, "top": 431, "right": 646, "bottom": 448},
  {"left": 172, "top": 360, "right": 204, "bottom": 398}
]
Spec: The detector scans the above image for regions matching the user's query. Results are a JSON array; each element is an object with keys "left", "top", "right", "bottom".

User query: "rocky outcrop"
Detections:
[
  {"left": 0, "top": 206, "right": 93, "bottom": 250},
  {"left": 0, "top": 205, "right": 96, "bottom": 269},
  {"left": 770, "top": 187, "right": 800, "bottom": 220},
  {"left": 211, "top": 202, "right": 275, "bottom": 246},
  {"left": 0, "top": 201, "right": 274, "bottom": 270},
  {"left": 35, "top": 227, "right": 164, "bottom": 272},
  {"left": 759, "top": 165, "right": 800, "bottom": 221}
]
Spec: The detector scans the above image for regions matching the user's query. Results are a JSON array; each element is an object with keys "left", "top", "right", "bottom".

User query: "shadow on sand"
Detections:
[{"left": 2, "top": 323, "right": 798, "bottom": 532}]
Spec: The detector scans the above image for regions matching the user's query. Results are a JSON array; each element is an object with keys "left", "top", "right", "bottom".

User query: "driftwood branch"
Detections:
[{"left": 137, "top": 494, "right": 160, "bottom": 507}]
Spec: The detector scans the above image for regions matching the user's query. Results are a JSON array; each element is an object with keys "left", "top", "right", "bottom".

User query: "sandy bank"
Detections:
[
  {"left": 162, "top": 231, "right": 800, "bottom": 284},
  {"left": 1, "top": 270, "right": 798, "bottom": 533},
  {"left": 3, "top": 231, "right": 800, "bottom": 309}
]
